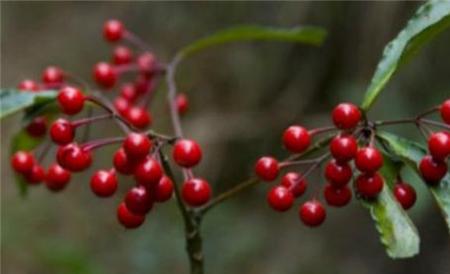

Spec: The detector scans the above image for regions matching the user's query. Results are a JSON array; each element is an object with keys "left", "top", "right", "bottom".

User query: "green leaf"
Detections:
[
  {"left": 178, "top": 25, "right": 327, "bottom": 59},
  {"left": 0, "top": 89, "right": 57, "bottom": 119},
  {"left": 377, "top": 131, "right": 450, "bottom": 232},
  {"left": 360, "top": 1, "right": 450, "bottom": 110},
  {"left": 361, "top": 155, "right": 420, "bottom": 258}
]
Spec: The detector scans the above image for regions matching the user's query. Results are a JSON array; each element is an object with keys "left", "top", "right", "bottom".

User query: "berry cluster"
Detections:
[
  {"left": 11, "top": 19, "right": 208, "bottom": 229},
  {"left": 255, "top": 100, "right": 449, "bottom": 227}
]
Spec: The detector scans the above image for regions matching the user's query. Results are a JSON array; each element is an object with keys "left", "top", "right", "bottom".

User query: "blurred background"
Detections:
[{"left": 1, "top": 1, "right": 449, "bottom": 274}]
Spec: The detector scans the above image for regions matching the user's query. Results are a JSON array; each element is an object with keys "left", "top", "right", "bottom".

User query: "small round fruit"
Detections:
[
  {"left": 428, "top": 131, "right": 450, "bottom": 161},
  {"left": 42, "top": 66, "right": 64, "bottom": 85},
  {"left": 123, "top": 133, "right": 152, "bottom": 159},
  {"left": 176, "top": 93, "right": 189, "bottom": 115},
  {"left": 26, "top": 116, "right": 47, "bottom": 138},
  {"left": 50, "top": 118, "right": 74, "bottom": 145},
  {"left": 267, "top": 186, "right": 294, "bottom": 212},
  {"left": 125, "top": 186, "right": 153, "bottom": 215},
  {"left": 57, "top": 86, "right": 85, "bottom": 115},
  {"left": 45, "top": 164, "right": 71, "bottom": 191},
  {"left": 18, "top": 79, "right": 39, "bottom": 92},
  {"left": 419, "top": 155, "right": 447, "bottom": 185},
  {"left": 280, "top": 172, "right": 307, "bottom": 197},
  {"left": 440, "top": 99, "right": 450, "bottom": 124},
  {"left": 182, "top": 178, "right": 211, "bottom": 207},
  {"left": 113, "top": 46, "right": 133, "bottom": 65},
  {"left": 134, "top": 157, "right": 163, "bottom": 188},
  {"left": 393, "top": 183, "right": 416, "bottom": 210},
  {"left": 125, "top": 107, "right": 152, "bottom": 129},
  {"left": 137, "top": 52, "right": 156, "bottom": 76},
  {"left": 254, "top": 156, "right": 279, "bottom": 181},
  {"left": 120, "top": 83, "right": 138, "bottom": 102},
  {"left": 113, "top": 148, "right": 136, "bottom": 175},
  {"left": 11, "top": 151, "right": 34, "bottom": 174},
  {"left": 24, "top": 165, "right": 46, "bottom": 184},
  {"left": 329, "top": 135, "right": 358, "bottom": 162},
  {"left": 299, "top": 200, "right": 326, "bottom": 227},
  {"left": 355, "top": 173, "right": 384, "bottom": 199},
  {"left": 324, "top": 160, "right": 353, "bottom": 187},
  {"left": 282, "top": 125, "right": 311, "bottom": 153},
  {"left": 355, "top": 147, "right": 383, "bottom": 173},
  {"left": 56, "top": 143, "right": 92, "bottom": 172},
  {"left": 103, "top": 19, "right": 124, "bottom": 42},
  {"left": 117, "top": 202, "right": 145, "bottom": 229},
  {"left": 323, "top": 184, "right": 352, "bottom": 207},
  {"left": 90, "top": 169, "right": 118, "bottom": 197},
  {"left": 113, "top": 97, "right": 130, "bottom": 115},
  {"left": 332, "top": 103, "right": 361, "bottom": 129},
  {"left": 172, "top": 139, "right": 202, "bottom": 168},
  {"left": 154, "top": 176, "right": 174, "bottom": 202},
  {"left": 93, "top": 62, "right": 117, "bottom": 88}
]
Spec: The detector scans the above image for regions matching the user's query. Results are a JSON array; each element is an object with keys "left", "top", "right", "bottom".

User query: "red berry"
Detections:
[
  {"left": 323, "top": 184, "right": 352, "bottom": 207},
  {"left": 280, "top": 172, "right": 307, "bottom": 197},
  {"left": 56, "top": 143, "right": 92, "bottom": 172},
  {"left": 428, "top": 131, "right": 450, "bottom": 161},
  {"left": 26, "top": 116, "right": 47, "bottom": 138},
  {"left": 172, "top": 139, "right": 202, "bottom": 168},
  {"left": 154, "top": 176, "right": 174, "bottom": 202},
  {"left": 42, "top": 66, "right": 64, "bottom": 85},
  {"left": 182, "top": 178, "right": 211, "bottom": 207},
  {"left": 113, "top": 97, "right": 131, "bottom": 115},
  {"left": 125, "top": 107, "right": 152, "bottom": 129},
  {"left": 125, "top": 186, "right": 153, "bottom": 215},
  {"left": 355, "top": 173, "right": 384, "bottom": 199},
  {"left": 11, "top": 151, "right": 34, "bottom": 174},
  {"left": 282, "top": 125, "right": 311, "bottom": 153},
  {"left": 113, "top": 148, "right": 136, "bottom": 175},
  {"left": 134, "top": 75, "right": 152, "bottom": 94},
  {"left": 120, "top": 83, "right": 138, "bottom": 102},
  {"left": 254, "top": 156, "right": 279, "bottom": 181},
  {"left": 113, "top": 46, "right": 133, "bottom": 65},
  {"left": 117, "top": 202, "right": 145, "bottom": 229},
  {"left": 299, "top": 200, "right": 326, "bottom": 227},
  {"left": 176, "top": 93, "right": 189, "bottom": 115},
  {"left": 419, "top": 155, "right": 447, "bottom": 185},
  {"left": 329, "top": 135, "right": 358, "bottom": 162},
  {"left": 123, "top": 133, "right": 152, "bottom": 159},
  {"left": 24, "top": 165, "right": 45, "bottom": 184},
  {"left": 18, "top": 79, "right": 39, "bottom": 92},
  {"left": 45, "top": 164, "right": 71, "bottom": 191},
  {"left": 57, "top": 86, "right": 85, "bottom": 115},
  {"left": 440, "top": 99, "right": 450, "bottom": 124},
  {"left": 134, "top": 157, "right": 163, "bottom": 188},
  {"left": 332, "top": 103, "right": 361, "bottom": 129},
  {"left": 393, "top": 182, "right": 416, "bottom": 210},
  {"left": 137, "top": 52, "right": 156, "bottom": 76},
  {"left": 93, "top": 62, "right": 117, "bottom": 88},
  {"left": 355, "top": 147, "right": 383, "bottom": 173},
  {"left": 90, "top": 169, "right": 118, "bottom": 197},
  {"left": 267, "top": 186, "right": 294, "bottom": 212},
  {"left": 324, "top": 160, "right": 352, "bottom": 187},
  {"left": 50, "top": 118, "right": 75, "bottom": 145},
  {"left": 103, "top": 19, "right": 124, "bottom": 42}
]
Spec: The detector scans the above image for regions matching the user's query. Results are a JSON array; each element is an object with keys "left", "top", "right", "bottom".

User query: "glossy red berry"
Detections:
[
  {"left": 323, "top": 184, "right": 352, "bottom": 207},
  {"left": 182, "top": 178, "right": 211, "bottom": 207},
  {"left": 117, "top": 202, "right": 145, "bottom": 229},
  {"left": 254, "top": 156, "right": 279, "bottom": 181},
  {"left": 355, "top": 147, "right": 383, "bottom": 173},
  {"left": 393, "top": 182, "right": 416, "bottom": 210},
  {"left": 428, "top": 131, "right": 450, "bottom": 161},
  {"left": 103, "top": 19, "right": 124, "bottom": 42},
  {"left": 267, "top": 186, "right": 294, "bottom": 212},
  {"left": 329, "top": 135, "right": 358, "bottom": 162},
  {"left": 56, "top": 143, "right": 92, "bottom": 172},
  {"left": 172, "top": 139, "right": 202, "bottom": 168},
  {"left": 134, "top": 157, "right": 163, "bottom": 188},
  {"left": 113, "top": 46, "right": 133, "bottom": 65},
  {"left": 42, "top": 66, "right": 64, "bottom": 85},
  {"left": 113, "top": 148, "right": 136, "bottom": 175},
  {"left": 332, "top": 103, "right": 361, "bottom": 129},
  {"left": 120, "top": 83, "right": 138, "bottom": 102},
  {"left": 280, "top": 172, "right": 307, "bottom": 197},
  {"left": 176, "top": 93, "right": 189, "bottom": 115},
  {"left": 24, "top": 165, "right": 45, "bottom": 184},
  {"left": 282, "top": 125, "right": 311, "bottom": 153},
  {"left": 45, "top": 164, "right": 71, "bottom": 191},
  {"left": 113, "top": 97, "right": 130, "bottom": 115},
  {"left": 154, "top": 176, "right": 174, "bottom": 202},
  {"left": 93, "top": 62, "right": 117, "bottom": 88},
  {"left": 125, "top": 186, "right": 153, "bottom": 215},
  {"left": 50, "top": 118, "right": 74, "bottom": 145},
  {"left": 324, "top": 160, "right": 352, "bottom": 187},
  {"left": 355, "top": 173, "right": 384, "bottom": 199},
  {"left": 137, "top": 52, "right": 156, "bottom": 76},
  {"left": 125, "top": 107, "right": 152, "bottom": 129},
  {"left": 90, "top": 169, "right": 118, "bottom": 197},
  {"left": 440, "top": 99, "right": 450, "bottom": 124},
  {"left": 123, "top": 133, "right": 152, "bottom": 160},
  {"left": 11, "top": 151, "right": 34, "bottom": 174},
  {"left": 419, "top": 155, "right": 447, "bottom": 185},
  {"left": 18, "top": 79, "right": 39, "bottom": 92},
  {"left": 134, "top": 75, "right": 152, "bottom": 94},
  {"left": 299, "top": 200, "right": 326, "bottom": 227},
  {"left": 26, "top": 116, "right": 47, "bottom": 138},
  {"left": 57, "top": 86, "right": 85, "bottom": 115}
]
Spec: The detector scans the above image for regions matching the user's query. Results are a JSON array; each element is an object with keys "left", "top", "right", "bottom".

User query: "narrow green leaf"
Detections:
[
  {"left": 178, "top": 25, "right": 327, "bottom": 59},
  {"left": 0, "top": 89, "right": 57, "bottom": 119},
  {"left": 361, "top": 155, "right": 420, "bottom": 258},
  {"left": 360, "top": 1, "right": 450, "bottom": 110},
  {"left": 377, "top": 131, "right": 450, "bottom": 232}
]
